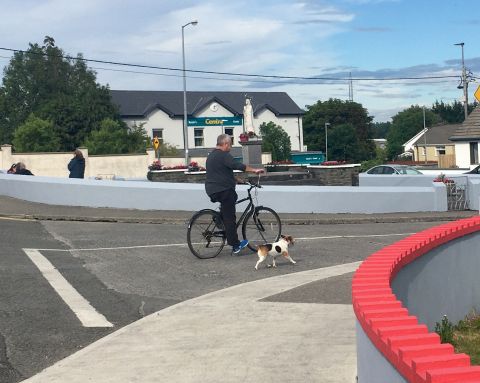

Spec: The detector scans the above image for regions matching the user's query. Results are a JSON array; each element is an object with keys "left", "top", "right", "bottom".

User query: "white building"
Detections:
[
  {"left": 111, "top": 90, "right": 305, "bottom": 157},
  {"left": 449, "top": 106, "right": 480, "bottom": 168}
]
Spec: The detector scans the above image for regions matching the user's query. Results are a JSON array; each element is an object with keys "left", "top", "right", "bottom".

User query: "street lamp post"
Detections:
[
  {"left": 182, "top": 20, "right": 198, "bottom": 167},
  {"left": 325, "top": 122, "right": 330, "bottom": 162},
  {"left": 454, "top": 42, "right": 468, "bottom": 121}
]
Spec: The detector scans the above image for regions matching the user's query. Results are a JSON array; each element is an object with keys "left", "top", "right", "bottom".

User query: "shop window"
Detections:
[
  {"left": 435, "top": 146, "right": 446, "bottom": 156},
  {"left": 194, "top": 128, "right": 204, "bottom": 147},
  {"left": 152, "top": 129, "right": 163, "bottom": 144},
  {"left": 224, "top": 127, "right": 234, "bottom": 142},
  {"left": 470, "top": 142, "right": 478, "bottom": 165}
]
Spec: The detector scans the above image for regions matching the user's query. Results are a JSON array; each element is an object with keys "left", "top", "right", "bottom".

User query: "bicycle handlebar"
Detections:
[{"left": 245, "top": 173, "right": 263, "bottom": 188}]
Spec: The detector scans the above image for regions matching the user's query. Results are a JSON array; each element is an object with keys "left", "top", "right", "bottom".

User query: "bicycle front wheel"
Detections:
[
  {"left": 187, "top": 210, "right": 226, "bottom": 259},
  {"left": 242, "top": 207, "right": 281, "bottom": 251}
]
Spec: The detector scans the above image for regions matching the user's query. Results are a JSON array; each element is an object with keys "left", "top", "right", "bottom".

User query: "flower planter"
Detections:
[{"left": 265, "top": 165, "right": 289, "bottom": 172}]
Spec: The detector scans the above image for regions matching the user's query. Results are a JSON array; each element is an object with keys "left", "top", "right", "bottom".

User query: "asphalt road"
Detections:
[{"left": 0, "top": 218, "right": 451, "bottom": 382}]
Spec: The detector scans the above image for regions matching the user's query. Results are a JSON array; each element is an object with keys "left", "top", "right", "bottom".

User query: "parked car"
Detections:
[
  {"left": 465, "top": 165, "right": 480, "bottom": 174},
  {"left": 365, "top": 165, "right": 423, "bottom": 175}
]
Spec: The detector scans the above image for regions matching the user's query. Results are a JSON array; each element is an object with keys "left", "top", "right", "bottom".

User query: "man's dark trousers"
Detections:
[{"left": 209, "top": 188, "right": 239, "bottom": 247}]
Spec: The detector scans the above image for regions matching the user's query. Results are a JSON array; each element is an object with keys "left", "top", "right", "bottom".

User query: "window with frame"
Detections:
[
  {"left": 194, "top": 128, "right": 204, "bottom": 147},
  {"left": 152, "top": 129, "right": 163, "bottom": 144},
  {"left": 435, "top": 146, "right": 446, "bottom": 156},
  {"left": 470, "top": 142, "right": 478, "bottom": 165},
  {"left": 224, "top": 127, "right": 234, "bottom": 142}
]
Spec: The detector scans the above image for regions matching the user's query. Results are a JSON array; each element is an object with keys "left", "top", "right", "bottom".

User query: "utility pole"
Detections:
[
  {"left": 348, "top": 72, "right": 353, "bottom": 102},
  {"left": 325, "top": 122, "right": 330, "bottom": 162},
  {"left": 454, "top": 42, "right": 469, "bottom": 121},
  {"left": 423, "top": 106, "right": 427, "bottom": 165}
]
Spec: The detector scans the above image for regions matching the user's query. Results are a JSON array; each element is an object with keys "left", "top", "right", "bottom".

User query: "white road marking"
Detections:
[
  {"left": 34, "top": 243, "right": 190, "bottom": 252},
  {"left": 0, "top": 216, "right": 35, "bottom": 222},
  {"left": 295, "top": 232, "right": 415, "bottom": 241},
  {"left": 23, "top": 248, "right": 113, "bottom": 328},
  {"left": 32, "top": 232, "right": 415, "bottom": 252}
]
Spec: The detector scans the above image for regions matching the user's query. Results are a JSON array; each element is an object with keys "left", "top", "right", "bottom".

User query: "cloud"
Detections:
[
  {"left": 0, "top": 0, "right": 477, "bottom": 124},
  {"left": 342, "top": 0, "right": 400, "bottom": 4},
  {"left": 203, "top": 40, "right": 232, "bottom": 46},
  {"left": 354, "top": 26, "right": 391, "bottom": 32}
]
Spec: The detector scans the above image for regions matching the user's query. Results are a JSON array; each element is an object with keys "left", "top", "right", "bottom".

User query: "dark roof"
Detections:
[
  {"left": 449, "top": 107, "right": 480, "bottom": 141},
  {"left": 413, "top": 123, "right": 462, "bottom": 146},
  {"left": 110, "top": 90, "right": 305, "bottom": 118}
]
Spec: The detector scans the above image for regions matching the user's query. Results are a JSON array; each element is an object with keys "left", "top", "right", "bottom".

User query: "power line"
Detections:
[
  {"left": 90, "top": 66, "right": 459, "bottom": 86},
  {"left": 0, "top": 46, "right": 463, "bottom": 83}
]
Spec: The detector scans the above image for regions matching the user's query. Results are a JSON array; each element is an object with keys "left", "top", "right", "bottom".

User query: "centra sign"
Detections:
[{"left": 187, "top": 117, "right": 243, "bottom": 127}]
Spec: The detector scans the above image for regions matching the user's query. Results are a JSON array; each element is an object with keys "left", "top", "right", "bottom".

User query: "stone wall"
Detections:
[
  {"left": 308, "top": 166, "right": 360, "bottom": 186},
  {"left": 148, "top": 165, "right": 361, "bottom": 186}
]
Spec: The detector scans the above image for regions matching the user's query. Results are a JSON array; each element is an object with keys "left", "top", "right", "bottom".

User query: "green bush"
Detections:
[
  {"left": 435, "top": 315, "right": 455, "bottom": 344},
  {"left": 12, "top": 114, "right": 61, "bottom": 152},
  {"left": 259, "top": 121, "right": 291, "bottom": 162}
]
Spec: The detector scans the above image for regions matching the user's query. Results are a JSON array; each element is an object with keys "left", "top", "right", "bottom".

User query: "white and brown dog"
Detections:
[{"left": 255, "top": 235, "right": 296, "bottom": 270}]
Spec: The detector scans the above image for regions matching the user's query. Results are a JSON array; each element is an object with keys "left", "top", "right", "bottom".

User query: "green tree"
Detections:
[
  {"left": 127, "top": 123, "right": 150, "bottom": 154},
  {"left": 159, "top": 142, "right": 179, "bottom": 156},
  {"left": 0, "top": 36, "right": 121, "bottom": 150},
  {"left": 371, "top": 121, "right": 391, "bottom": 139},
  {"left": 327, "top": 123, "right": 362, "bottom": 161},
  {"left": 386, "top": 105, "right": 440, "bottom": 160},
  {"left": 432, "top": 100, "right": 478, "bottom": 124},
  {"left": 12, "top": 114, "right": 61, "bottom": 152},
  {"left": 302, "top": 98, "right": 375, "bottom": 162},
  {"left": 83, "top": 119, "right": 149, "bottom": 155},
  {"left": 259, "top": 122, "right": 291, "bottom": 162},
  {"left": 360, "top": 147, "right": 388, "bottom": 172}
]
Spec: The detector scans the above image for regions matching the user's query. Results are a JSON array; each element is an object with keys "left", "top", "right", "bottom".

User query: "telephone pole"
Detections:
[
  {"left": 454, "top": 42, "right": 469, "bottom": 121},
  {"left": 348, "top": 72, "right": 353, "bottom": 102}
]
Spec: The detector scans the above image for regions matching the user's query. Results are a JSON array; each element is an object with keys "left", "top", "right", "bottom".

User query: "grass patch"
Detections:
[{"left": 435, "top": 312, "right": 480, "bottom": 365}]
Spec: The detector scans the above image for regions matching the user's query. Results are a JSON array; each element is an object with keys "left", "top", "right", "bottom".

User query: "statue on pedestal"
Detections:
[{"left": 243, "top": 97, "right": 255, "bottom": 134}]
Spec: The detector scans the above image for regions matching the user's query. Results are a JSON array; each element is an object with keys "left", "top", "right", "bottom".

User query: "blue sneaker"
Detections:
[{"left": 232, "top": 240, "right": 249, "bottom": 254}]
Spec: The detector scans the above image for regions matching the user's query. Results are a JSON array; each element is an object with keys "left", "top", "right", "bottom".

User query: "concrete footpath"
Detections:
[
  {"left": 0, "top": 195, "right": 476, "bottom": 225},
  {"left": 2, "top": 195, "right": 476, "bottom": 382},
  {"left": 24, "top": 263, "right": 361, "bottom": 383}
]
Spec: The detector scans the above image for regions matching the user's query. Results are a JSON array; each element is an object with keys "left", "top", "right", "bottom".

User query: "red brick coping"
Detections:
[{"left": 352, "top": 216, "right": 480, "bottom": 383}]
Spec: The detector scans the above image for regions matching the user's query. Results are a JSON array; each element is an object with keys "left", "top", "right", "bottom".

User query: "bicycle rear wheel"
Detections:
[
  {"left": 242, "top": 207, "right": 281, "bottom": 252},
  {"left": 187, "top": 210, "right": 226, "bottom": 259}
]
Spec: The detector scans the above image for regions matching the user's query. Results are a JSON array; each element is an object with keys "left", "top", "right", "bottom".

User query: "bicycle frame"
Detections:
[{"left": 234, "top": 185, "right": 257, "bottom": 229}]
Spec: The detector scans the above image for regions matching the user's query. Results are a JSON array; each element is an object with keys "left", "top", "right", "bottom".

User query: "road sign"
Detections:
[
  {"left": 153, "top": 137, "right": 160, "bottom": 150},
  {"left": 475, "top": 85, "right": 480, "bottom": 103},
  {"left": 187, "top": 117, "right": 243, "bottom": 126}
]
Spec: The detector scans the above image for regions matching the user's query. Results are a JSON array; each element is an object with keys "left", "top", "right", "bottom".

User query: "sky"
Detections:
[{"left": 0, "top": 0, "right": 479, "bottom": 122}]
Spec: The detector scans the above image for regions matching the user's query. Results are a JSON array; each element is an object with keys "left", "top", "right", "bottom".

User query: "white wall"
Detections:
[
  {"left": 392, "top": 231, "right": 480, "bottom": 330},
  {"left": 467, "top": 176, "right": 480, "bottom": 210},
  {"left": 0, "top": 173, "right": 448, "bottom": 213},
  {"left": 455, "top": 142, "right": 472, "bottom": 168},
  {"left": 255, "top": 109, "right": 303, "bottom": 151},
  {"left": 359, "top": 174, "right": 438, "bottom": 187},
  {"left": 0, "top": 145, "right": 272, "bottom": 178},
  {"left": 124, "top": 109, "right": 184, "bottom": 149},
  {"left": 356, "top": 322, "right": 407, "bottom": 383}
]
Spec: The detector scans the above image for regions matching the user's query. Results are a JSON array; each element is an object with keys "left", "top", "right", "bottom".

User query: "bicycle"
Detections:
[{"left": 187, "top": 176, "right": 282, "bottom": 259}]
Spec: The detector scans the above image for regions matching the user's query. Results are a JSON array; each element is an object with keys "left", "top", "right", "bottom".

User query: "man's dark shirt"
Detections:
[
  {"left": 15, "top": 169, "right": 33, "bottom": 175},
  {"left": 205, "top": 149, "right": 246, "bottom": 196}
]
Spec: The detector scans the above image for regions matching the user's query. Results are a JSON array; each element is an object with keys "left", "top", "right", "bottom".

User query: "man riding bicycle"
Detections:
[{"left": 205, "top": 134, "right": 264, "bottom": 254}]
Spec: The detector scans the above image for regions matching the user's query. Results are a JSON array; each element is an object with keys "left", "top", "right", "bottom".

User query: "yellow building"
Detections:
[{"left": 410, "top": 123, "right": 460, "bottom": 168}]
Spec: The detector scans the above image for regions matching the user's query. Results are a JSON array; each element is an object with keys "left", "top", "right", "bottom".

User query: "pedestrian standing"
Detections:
[{"left": 68, "top": 149, "right": 85, "bottom": 179}]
